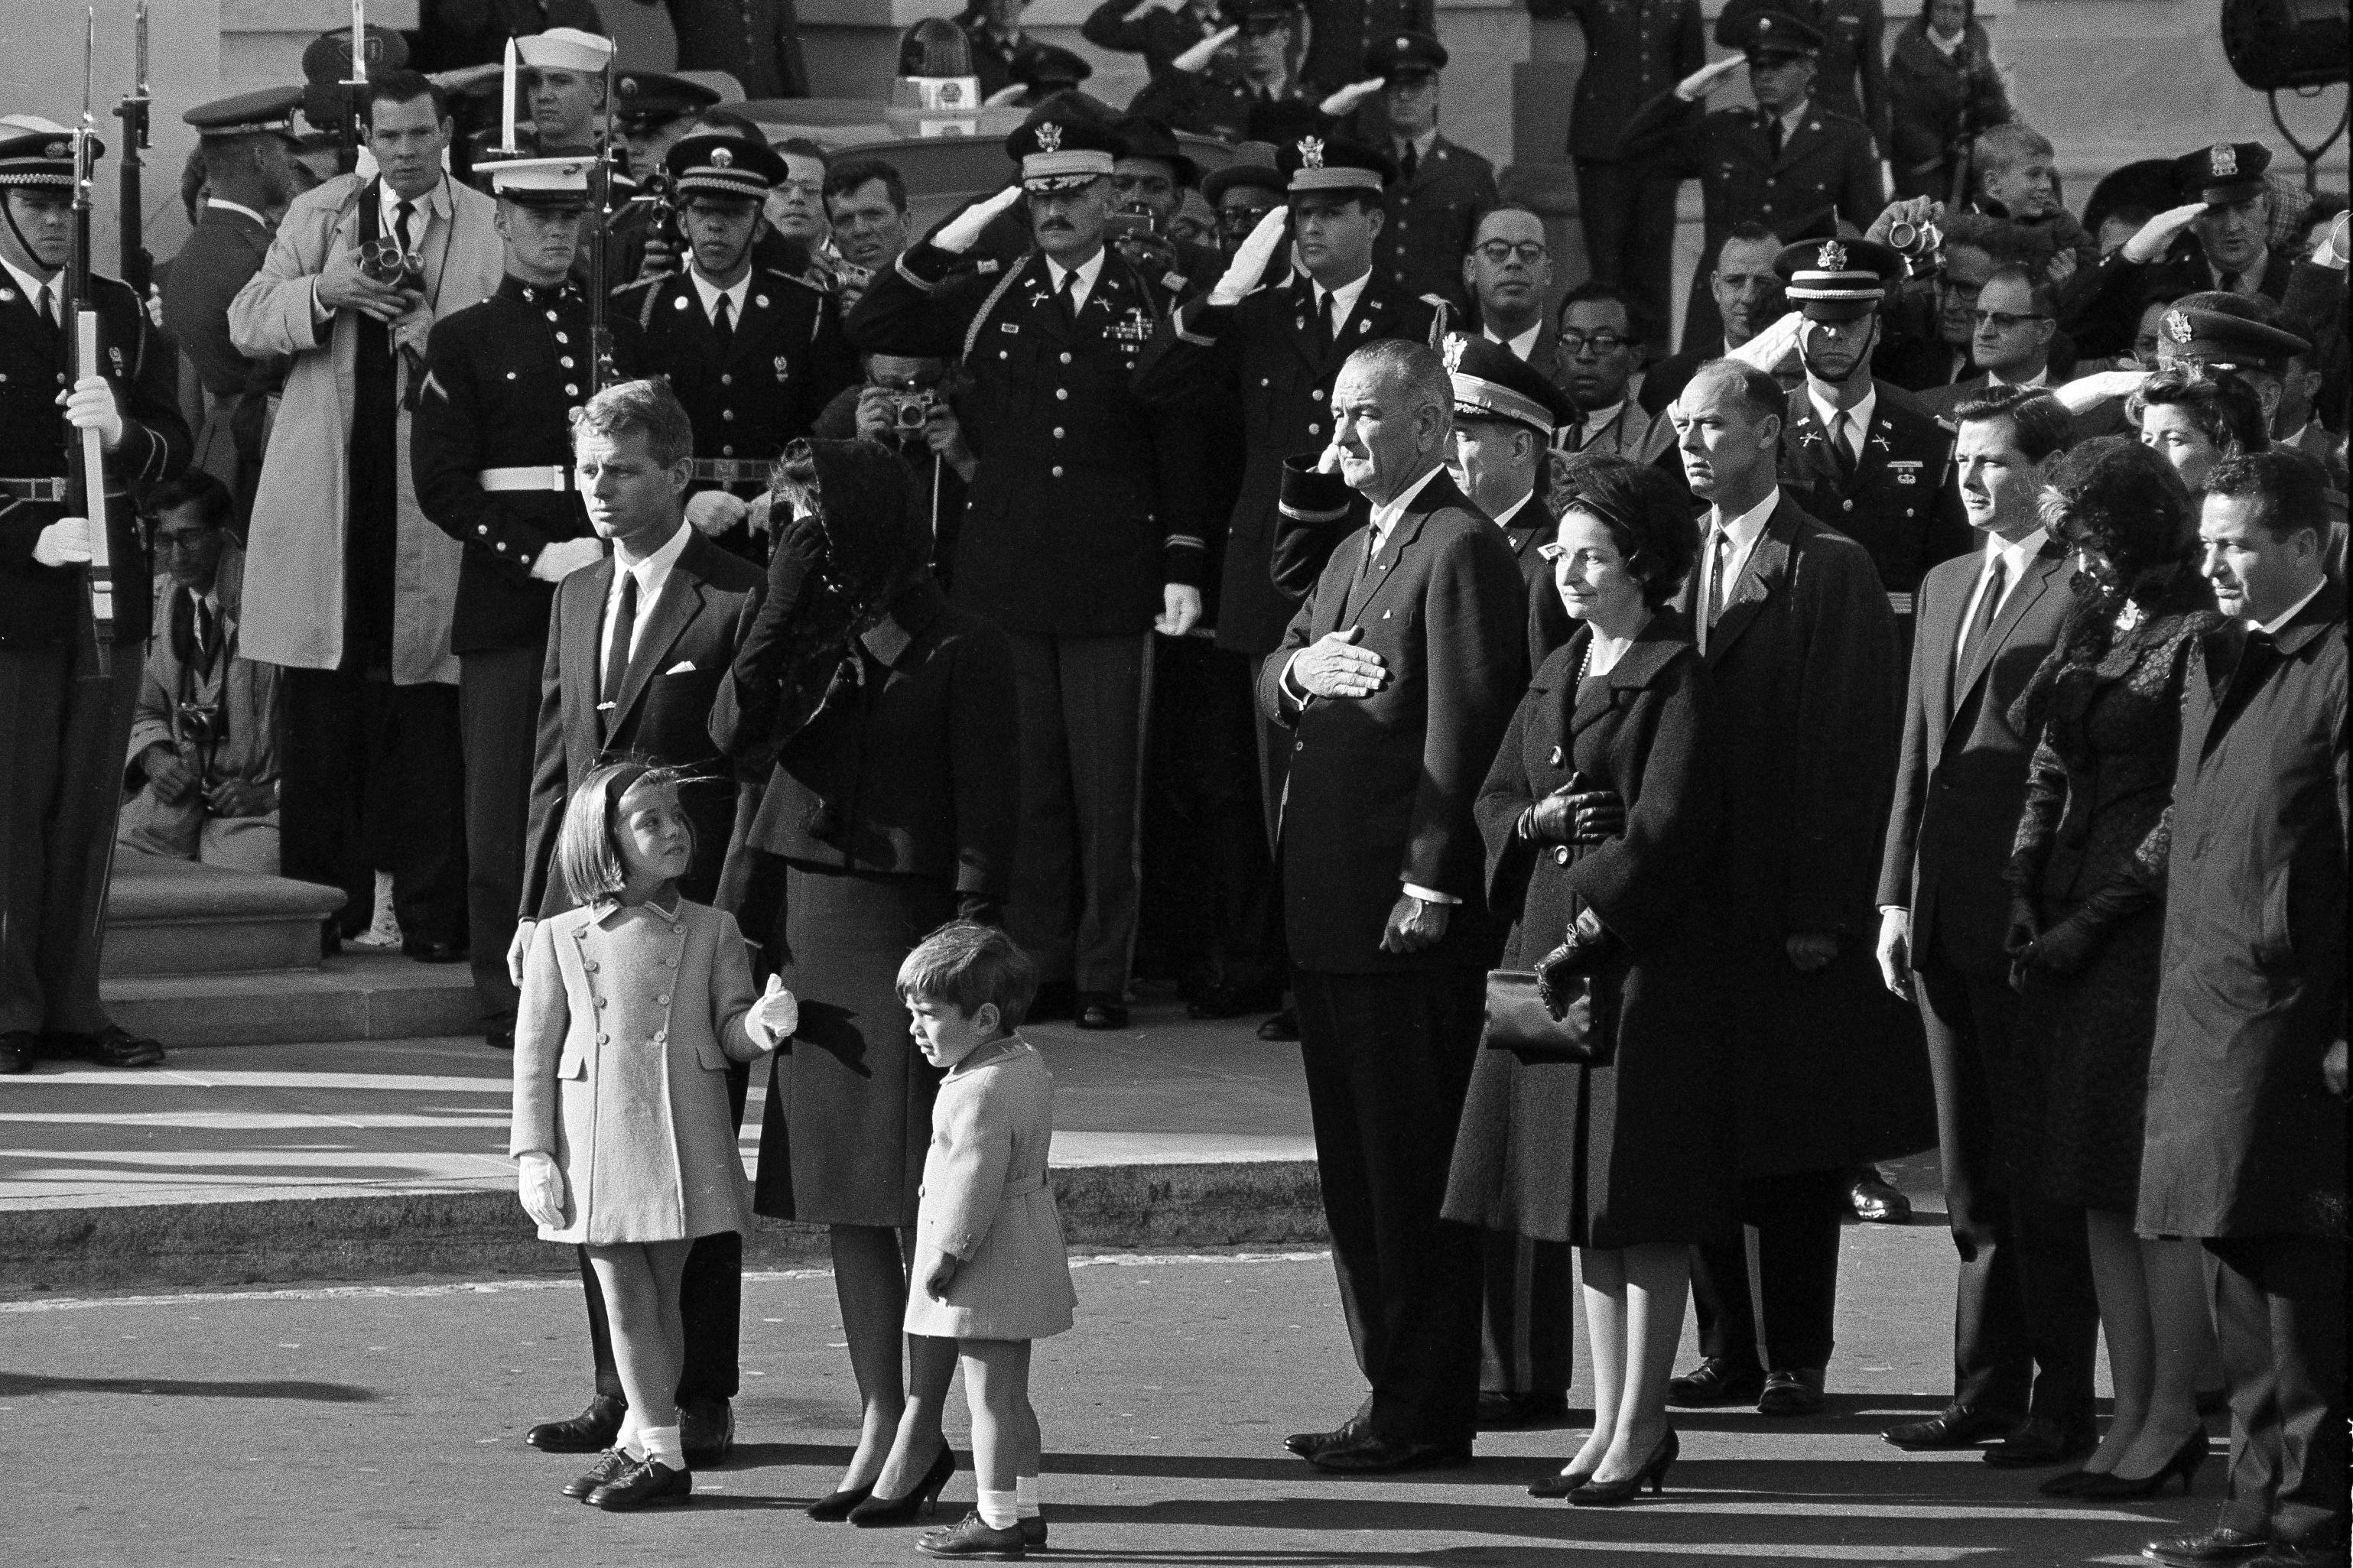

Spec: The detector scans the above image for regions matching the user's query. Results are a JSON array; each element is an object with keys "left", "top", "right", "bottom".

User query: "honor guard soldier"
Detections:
[
  {"left": 613, "top": 70, "right": 723, "bottom": 180},
  {"left": 1356, "top": 31, "right": 1495, "bottom": 318},
  {"left": 1772, "top": 237, "right": 1968, "bottom": 642},
  {"left": 614, "top": 132, "right": 858, "bottom": 563},
  {"left": 1620, "top": 7, "right": 1883, "bottom": 355},
  {"left": 412, "top": 154, "right": 644, "bottom": 1048},
  {"left": 1142, "top": 0, "right": 1324, "bottom": 146},
  {"left": 849, "top": 115, "right": 1210, "bottom": 1031},
  {"left": 0, "top": 118, "right": 193, "bottom": 1074}
]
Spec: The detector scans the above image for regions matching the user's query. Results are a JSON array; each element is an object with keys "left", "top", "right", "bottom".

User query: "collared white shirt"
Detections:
[
  {"left": 1395, "top": 128, "right": 1439, "bottom": 168},
  {"left": 1697, "top": 485, "right": 1780, "bottom": 652},
  {"left": 1954, "top": 525, "right": 2049, "bottom": 669},
  {"left": 1925, "top": 24, "right": 1964, "bottom": 56},
  {"left": 1486, "top": 321, "right": 1544, "bottom": 362},
  {"left": 2255, "top": 576, "right": 2327, "bottom": 637},
  {"left": 1809, "top": 383, "right": 1878, "bottom": 465},
  {"left": 1573, "top": 398, "right": 1629, "bottom": 444},
  {"left": 1312, "top": 268, "right": 1372, "bottom": 342},
  {"left": 376, "top": 174, "right": 448, "bottom": 252},
  {"left": 1044, "top": 247, "right": 1107, "bottom": 317},
  {"left": 0, "top": 254, "right": 56, "bottom": 320},
  {"left": 1987, "top": 365, "right": 2049, "bottom": 390},
  {"left": 2210, "top": 247, "right": 2270, "bottom": 295},
  {"left": 687, "top": 265, "right": 751, "bottom": 330},
  {"left": 206, "top": 196, "right": 271, "bottom": 228},
  {"left": 598, "top": 521, "right": 691, "bottom": 683},
  {"left": 1767, "top": 98, "right": 1810, "bottom": 148}
]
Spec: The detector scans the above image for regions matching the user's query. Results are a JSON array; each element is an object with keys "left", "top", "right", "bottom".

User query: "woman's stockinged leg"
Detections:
[
  {"left": 2084, "top": 1208, "right": 2153, "bottom": 1474},
  {"left": 830, "top": 1223, "right": 912, "bottom": 1490},
  {"left": 1594, "top": 1243, "right": 1690, "bottom": 1484},
  {"left": 871, "top": 1330, "right": 958, "bottom": 1498},
  {"left": 2110, "top": 1235, "right": 2215, "bottom": 1477},
  {"left": 1575, "top": 1248, "right": 1628, "bottom": 1479}
]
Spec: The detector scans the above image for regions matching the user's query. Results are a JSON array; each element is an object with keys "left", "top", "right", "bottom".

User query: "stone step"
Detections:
[
  {"left": 101, "top": 951, "right": 482, "bottom": 1047},
  {"left": 102, "top": 854, "right": 347, "bottom": 980}
]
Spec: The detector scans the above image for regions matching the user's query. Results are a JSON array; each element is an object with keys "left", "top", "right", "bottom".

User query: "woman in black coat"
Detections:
[
  {"left": 2004, "top": 437, "right": 2221, "bottom": 1500},
  {"left": 1884, "top": 0, "right": 2011, "bottom": 203},
  {"left": 716, "top": 439, "right": 1019, "bottom": 1520},
  {"left": 1444, "top": 458, "right": 1727, "bottom": 1506}
]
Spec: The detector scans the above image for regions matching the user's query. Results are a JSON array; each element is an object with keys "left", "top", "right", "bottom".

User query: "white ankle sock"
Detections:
[
  {"left": 614, "top": 1412, "right": 643, "bottom": 1459},
  {"left": 1015, "top": 1475, "right": 1040, "bottom": 1518},
  {"left": 978, "top": 1488, "right": 1019, "bottom": 1529},
  {"left": 639, "top": 1424, "right": 684, "bottom": 1469}
]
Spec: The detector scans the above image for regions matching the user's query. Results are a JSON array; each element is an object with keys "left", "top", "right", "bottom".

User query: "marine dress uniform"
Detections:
[
  {"left": 414, "top": 155, "right": 645, "bottom": 1043},
  {"left": 613, "top": 134, "right": 857, "bottom": 565},
  {"left": 0, "top": 120, "right": 192, "bottom": 1072}
]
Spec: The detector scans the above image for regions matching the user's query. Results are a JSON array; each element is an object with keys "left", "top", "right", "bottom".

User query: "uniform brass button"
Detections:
[
  {"left": 655, "top": 993, "right": 670, "bottom": 1005},
  {"left": 723, "top": 445, "right": 735, "bottom": 456},
  {"left": 1055, "top": 388, "right": 1068, "bottom": 400},
  {"left": 554, "top": 332, "right": 568, "bottom": 343},
  {"left": 560, "top": 356, "right": 574, "bottom": 368},
  {"left": 720, "top": 373, "right": 732, "bottom": 385},
  {"left": 1051, "top": 465, "right": 1064, "bottom": 477},
  {"left": 1060, "top": 352, "right": 1072, "bottom": 365},
  {"left": 1053, "top": 427, "right": 1064, "bottom": 438},
  {"left": 564, "top": 384, "right": 578, "bottom": 396},
  {"left": 1843, "top": 499, "right": 1854, "bottom": 511},
  {"left": 1307, "top": 421, "right": 1321, "bottom": 434},
  {"left": 722, "top": 409, "right": 735, "bottom": 420},
  {"left": 1295, "top": 740, "right": 1305, "bottom": 752}
]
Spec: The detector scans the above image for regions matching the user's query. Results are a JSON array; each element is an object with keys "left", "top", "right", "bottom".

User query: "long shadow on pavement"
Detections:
[{"left": 0, "top": 1371, "right": 379, "bottom": 1401}]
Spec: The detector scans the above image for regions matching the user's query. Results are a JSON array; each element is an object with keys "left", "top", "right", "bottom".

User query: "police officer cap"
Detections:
[
  {"left": 2175, "top": 141, "right": 2270, "bottom": 207},
  {"left": 1011, "top": 44, "right": 1094, "bottom": 94},
  {"left": 1203, "top": 142, "right": 1285, "bottom": 204},
  {"left": 665, "top": 131, "right": 789, "bottom": 202},
  {"left": 1220, "top": 0, "right": 1300, "bottom": 31},
  {"left": 0, "top": 117, "right": 98, "bottom": 187},
  {"left": 614, "top": 71, "right": 721, "bottom": 128},
  {"left": 184, "top": 86, "right": 305, "bottom": 139},
  {"left": 1719, "top": 5, "right": 1825, "bottom": 60},
  {"left": 1366, "top": 30, "right": 1448, "bottom": 80},
  {"left": 1773, "top": 236, "right": 1903, "bottom": 320},
  {"left": 1006, "top": 116, "right": 1124, "bottom": 192},
  {"left": 2160, "top": 304, "right": 2310, "bottom": 377},
  {"left": 518, "top": 26, "right": 616, "bottom": 74},
  {"left": 488, "top": 154, "right": 596, "bottom": 209},
  {"left": 1112, "top": 115, "right": 1198, "bottom": 188},
  {"left": 1445, "top": 333, "right": 1575, "bottom": 436},
  {"left": 1278, "top": 134, "right": 1392, "bottom": 195}
]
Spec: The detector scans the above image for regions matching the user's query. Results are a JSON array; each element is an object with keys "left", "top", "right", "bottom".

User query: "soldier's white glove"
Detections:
[
  {"left": 746, "top": 973, "right": 798, "bottom": 1050},
  {"left": 983, "top": 83, "right": 1029, "bottom": 106},
  {"left": 1125, "top": 0, "right": 1185, "bottom": 17},
  {"left": 1726, "top": 310, "right": 1802, "bottom": 374},
  {"left": 1210, "top": 206, "right": 1289, "bottom": 307},
  {"left": 2054, "top": 368, "right": 2147, "bottom": 414},
  {"left": 686, "top": 489, "right": 749, "bottom": 537},
  {"left": 1173, "top": 25, "right": 1238, "bottom": 73},
  {"left": 934, "top": 185, "right": 1025, "bottom": 255},
  {"left": 518, "top": 1152, "right": 568, "bottom": 1229},
  {"left": 31, "top": 516, "right": 93, "bottom": 568},
  {"left": 60, "top": 375, "right": 124, "bottom": 451},
  {"left": 1675, "top": 57, "right": 1744, "bottom": 101},
  {"left": 2121, "top": 203, "right": 2205, "bottom": 265},
  {"left": 1318, "top": 77, "right": 1386, "bottom": 117},
  {"left": 528, "top": 534, "right": 606, "bottom": 583},
  {"left": 2311, "top": 209, "right": 2348, "bottom": 271}
]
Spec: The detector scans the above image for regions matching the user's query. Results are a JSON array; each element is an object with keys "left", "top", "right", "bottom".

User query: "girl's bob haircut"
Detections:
[
  {"left": 895, "top": 920, "right": 1038, "bottom": 1030},
  {"left": 557, "top": 760, "right": 691, "bottom": 907}
]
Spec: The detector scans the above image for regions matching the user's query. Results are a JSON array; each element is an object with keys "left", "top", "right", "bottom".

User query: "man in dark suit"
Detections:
[
  {"left": 1462, "top": 205, "right": 1558, "bottom": 372},
  {"left": 1354, "top": 31, "right": 1494, "bottom": 318},
  {"left": 1662, "top": 359, "right": 1926, "bottom": 1417},
  {"left": 2138, "top": 452, "right": 2345, "bottom": 1568},
  {"left": 1770, "top": 239, "right": 1971, "bottom": 644},
  {"left": 1619, "top": 8, "right": 1882, "bottom": 356},
  {"left": 1640, "top": 223, "right": 1786, "bottom": 417},
  {"left": 1917, "top": 265, "right": 2060, "bottom": 420},
  {"left": 1874, "top": 386, "right": 2099, "bottom": 1469},
  {"left": 505, "top": 378, "right": 767, "bottom": 1471},
  {"left": 0, "top": 120, "right": 193, "bottom": 1076},
  {"left": 851, "top": 116, "right": 1207, "bottom": 1031},
  {"left": 1260, "top": 337, "right": 1526, "bottom": 1471}
]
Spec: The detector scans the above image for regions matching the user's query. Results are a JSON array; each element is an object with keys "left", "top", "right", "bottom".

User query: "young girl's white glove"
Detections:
[
  {"left": 1210, "top": 206, "right": 1289, "bottom": 307},
  {"left": 518, "top": 1152, "right": 568, "bottom": 1229},
  {"left": 746, "top": 972, "right": 799, "bottom": 1050},
  {"left": 934, "top": 185, "right": 1025, "bottom": 255}
]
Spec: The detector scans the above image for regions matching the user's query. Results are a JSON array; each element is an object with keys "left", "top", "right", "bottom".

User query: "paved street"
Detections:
[{"left": 9, "top": 1245, "right": 2212, "bottom": 1567}]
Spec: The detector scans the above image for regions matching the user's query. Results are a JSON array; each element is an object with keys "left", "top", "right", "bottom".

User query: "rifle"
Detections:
[
  {"left": 589, "top": 49, "right": 618, "bottom": 389},
  {"left": 65, "top": 6, "right": 115, "bottom": 677},
  {"left": 342, "top": 0, "right": 369, "bottom": 174},
  {"left": 114, "top": 0, "right": 151, "bottom": 297}
]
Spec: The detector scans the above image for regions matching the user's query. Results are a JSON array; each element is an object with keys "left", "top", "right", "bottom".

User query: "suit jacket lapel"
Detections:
[
  {"left": 570, "top": 559, "right": 615, "bottom": 750},
  {"left": 1954, "top": 547, "right": 2061, "bottom": 709},
  {"left": 609, "top": 548, "right": 704, "bottom": 739},
  {"left": 1347, "top": 495, "right": 1432, "bottom": 628},
  {"left": 1783, "top": 394, "right": 1839, "bottom": 492},
  {"left": 1701, "top": 503, "right": 1794, "bottom": 664}
]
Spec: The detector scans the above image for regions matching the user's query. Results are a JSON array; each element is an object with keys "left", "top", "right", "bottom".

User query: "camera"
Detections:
[
  {"left": 176, "top": 700, "right": 228, "bottom": 749},
  {"left": 889, "top": 389, "right": 939, "bottom": 432},
  {"left": 356, "top": 237, "right": 424, "bottom": 288},
  {"left": 1887, "top": 219, "right": 1942, "bottom": 261},
  {"left": 1106, "top": 208, "right": 1162, "bottom": 245}
]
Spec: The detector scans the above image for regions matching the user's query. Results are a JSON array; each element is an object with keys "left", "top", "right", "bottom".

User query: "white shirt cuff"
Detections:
[{"left": 1404, "top": 884, "right": 1460, "bottom": 905}]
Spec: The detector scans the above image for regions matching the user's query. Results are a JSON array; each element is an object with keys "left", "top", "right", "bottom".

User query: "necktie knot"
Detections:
[{"left": 394, "top": 199, "right": 417, "bottom": 255}]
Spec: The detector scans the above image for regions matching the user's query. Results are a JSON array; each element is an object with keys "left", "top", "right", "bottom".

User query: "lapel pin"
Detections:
[{"left": 754, "top": 294, "right": 769, "bottom": 308}]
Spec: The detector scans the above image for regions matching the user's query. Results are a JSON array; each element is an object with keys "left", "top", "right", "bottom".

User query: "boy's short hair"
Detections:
[
  {"left": 1974, "top": 122, "right": 2054, "bottom": 177},
  {"left": 897, "top": 921, "right": 1038, "bottom": 1029},
  {"left": 557, "top": 760, "right": 688, "bottom": 907}
]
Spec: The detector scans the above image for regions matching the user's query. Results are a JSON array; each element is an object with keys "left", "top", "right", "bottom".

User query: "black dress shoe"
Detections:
[
  {"left": 0, "top": 1031, "right": 36, "bottom": 1074},
  {"left": 1027, "top": 982, "right": 1075, "bottom": 1024},
  {"left": 2074, "top": 1430, "right": 2208, "bottom": 1499},
  {"left": 1477, "top": 1389, "right": 1570, "bottom": 1428},
  {"left": 1848, "top": 1167, "right": 1913, "bottom": 1223},
  {"left": 563, "top": 1449, "right": 634, "bottom": 1501},
  {"left": 1284, "top": 1420, "right": 1359, "bottom": 1459},
  {"left": 678, "top": 1396, "right": 732, "bottom": 1466},
  {"left": 44, "top": 1024, "right": 166, "bottom": 1068},
  {"left": 1756, "top": 1368, "right": 1826, "bottom": 1417},
  {"left": 1306, "top": 1430, "right": 1473, "bottom": 1473},
  {"left": 1883, "top": 1405, "right": 2020, "bottom": 1450},
  {"left": 917, "top": 1510, "right": 1026, "bottom": 1559},
  {"left": 1984, "top": 1415, "right": 2098, "bottom": 1468},
  {"left": 1019, "top": 1516, "right": 1047, "bottom": 1549},
  {"left": 527, "top": 1394, "right": 626, "bottom": 1453},
  {"left": 2144, "top": 1525, "right": 2271, "bottom": 1565},
  {"left": 1073, "top": 992, "right": 1129, "bottom": 1031},
  {"left": 589, "top": 1455, "right": 692, "bottom": 1510},
  {"left": 1256, "top": 1007, "right": 1299, "bottom": 1042},
  {"left": 1666, "top": 1356, "right": 1764, "bottom": 1407},
  {"left": 401, "top": 936, "right": 468, "bottom": 963}
]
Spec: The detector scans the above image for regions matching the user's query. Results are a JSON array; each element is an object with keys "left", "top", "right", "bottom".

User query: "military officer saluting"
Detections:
[
  {"left": 1771, "top": 236, "right": 1968, "bottom": 636},
  {"left": 614, "top": 132, "right": 857, "bottom": 562},
  {"left": 412, "top": 154, "right": 643, "bottom": 1049},
  {"left": 0, "top": 117, "right": 193, "bottom": 1074},
  {"left": 1620, "top": 7, "right": 1883, "bottom": 353},
  {"left": 1337, "top": 31, "right": 1495, "bottom": 318}
]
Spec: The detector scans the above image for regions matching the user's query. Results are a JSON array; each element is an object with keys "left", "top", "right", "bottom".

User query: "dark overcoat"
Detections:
[
  {"left": 1446, "top": 622, "right": 1734, "bottom": 1248},
  {"left": 1617, "top": 92, "right": 1884, "bottom": 266},
  {"left": 1883, "top": 19, "right": 2010, "bottom": 200},
  {"left": 1373, "top": 135, "right": 1496, "bottom": 317},
  {"left": 1776, "top": 381, "right": 1971, "bottom": 612},
  {"left": 1256, "top": 469, "right": 1527, "bottom": 973},
  {"left": 1676, "top": 493, "right": 1934, "bottom": 1172},
  {"left": 2138, "top": 583, "right": 2348, "bottom": 1240}
]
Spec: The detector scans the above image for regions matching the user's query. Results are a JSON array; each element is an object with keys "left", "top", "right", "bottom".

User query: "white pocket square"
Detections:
[{"left": 664, "top": 660, "right": 697, "bottom": 674}]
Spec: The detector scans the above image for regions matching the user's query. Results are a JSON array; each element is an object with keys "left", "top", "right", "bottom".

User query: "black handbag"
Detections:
[{"left": 1480, "top": 966, "right": 1618, "bottom": 1066}]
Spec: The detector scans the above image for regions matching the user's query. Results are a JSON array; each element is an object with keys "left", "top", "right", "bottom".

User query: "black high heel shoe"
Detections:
[
  {"left": 805, "top": 1481, "right": 876, "bottom": 1521},
  {"left": 847, "top": 1446, "right": 957, "bottom": 1527},
  {"left": 1568, "top": 1428, "right": 1678, "bottom": 1507},
  {"left": 2072, "top": 1429, "right": 2208, "bottom": 1499},
  {"left": 1529, "top": 1459, "right": 1597, "bottom": 1498}
]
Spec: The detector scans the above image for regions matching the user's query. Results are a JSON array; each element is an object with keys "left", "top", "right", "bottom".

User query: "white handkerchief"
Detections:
[{"left": 665, "top": 660, "right": 697, "bottom": 674}]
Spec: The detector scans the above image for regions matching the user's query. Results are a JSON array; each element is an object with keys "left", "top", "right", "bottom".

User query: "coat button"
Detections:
[
  {"left": 663, "top": 956, "right": 677, "bottom": 968},
  {"left": 1555, "top": 846, "right": 1571, "bottom": 865},
  {"left": 1843, "top": 499, "right": 1854, "bottom": 511},
  {"left": 593, "top": 996, "right": 606, "bottom": 1008},
  {"left": 1051, "top": 465, "right": 1064, "bottom": 477},
  {"left": 597, "top": 1033, "right": 609, "bottom": 1045},
  {"left": 1055, "top": 388, "right": 1068, "bottom": 400},
  {"left": 655, "top": 993, "right": 670, "bottom": 1005},
  {"left": 1053, "top": 427, "right": 1065, "bottom": 439},
  {"left": 584, "top": 960, "right": 598, "bottom": 971},
  {"left": 1060, "top": 352, "right": 1072, "bottom": 365},
  {"left": 722, "top": 409, "right": 735, "bottom": 420},
  {"left": 1548, "top": 746, "right": 1562, "bottom": 765},
  {"left": 720, "top": 373, "right": 732, "bottom": 385}
]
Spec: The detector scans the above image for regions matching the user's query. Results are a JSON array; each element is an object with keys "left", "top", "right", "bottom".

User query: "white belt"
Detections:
[
  {"left": 1887, "top": 592, "right": 1915, "bottom": 616},
  {"left": 478, "top": 466, "right": 574, "bottom": 492}
]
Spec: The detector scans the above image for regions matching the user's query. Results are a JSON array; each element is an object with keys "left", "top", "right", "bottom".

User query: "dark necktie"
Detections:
[
  {"left": 2221, "top": 627, "right": 2278, "bottom": 718},
  {"left": 1698, "top": 528, "right": 1732, "bottom": 651},
  {"left": 1957, "top": 555, "right": 2006, "bottom": 680},
  {"left": 1764, "top": 114, "right": 1783, "bottom": 161},
  {"left": 600, "top": 570, "right": 638, "bottom": 735},
  {"left": 395, "top": 198, "right": 417, "bottom": 258},
  {"left": 1057, "top": 268, "right": 1079, "bottom": 326},
  {"left": 1830, "top": 410, "right": 1859, "bottom": 482},
  {"left": 1399, "top": 141, "right": 1419, "bottom": 181},
  {"left": 712, "top": 291, "right": 735, "bottom": 355},
  {"left": 1558, "top": 412, "right": 1588, "bottom": 453},
  {"left": 1316, "top": 289, "right": 1337, "bottom": 357},
  {"left": 37, "top": 280, "right": 57, "bottom": 326}
]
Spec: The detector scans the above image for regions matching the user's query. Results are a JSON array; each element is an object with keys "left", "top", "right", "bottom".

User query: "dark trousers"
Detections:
[
  {"left": 1691, "top": 1167, "right": 1848, "bottom": 1373},
  {"left": 1004, "top": 630, "right": 1151, "bottom": 995},
  {"left": 458, "top": 645, "right": 542, "bottom": 1026},
  {"left": 1915, "top": 945, "right": 2098, "bottom": 1426},
  {"left": 279, "top": 667, "right": 467, "bottom": 945},
  {"left": 1480, "top": 1230, "right": 1577, "bottom": 1400},
  {"left": 0, "top": 642, "right": 140, "bottom": 1036},
  {"left": 1295, "top": 965, "right": 1487, "bottom": 1446},
  {"left": 2205, "top": 1232, "right": 2348, "bottom": 1548},
  {"left": 1576, "top": 159, "right": 1681, "bottom": 354},
  {"left": 581, "top": 1058, "right": 754, "bottom": 1404}
]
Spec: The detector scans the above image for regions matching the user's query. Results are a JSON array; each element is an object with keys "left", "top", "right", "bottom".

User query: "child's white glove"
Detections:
[
  {"left": 746, "top": 972, "right": 799, "bottom": 1050},
  {"left": 934, "top": 186, "right": 1025, "bottom": 255},
  {"left": 518, "top": 1152, "right": 568, "bottom": 1229},
  {"left": 1209, "top": 206, "right": 1289, "bottom": 307}
]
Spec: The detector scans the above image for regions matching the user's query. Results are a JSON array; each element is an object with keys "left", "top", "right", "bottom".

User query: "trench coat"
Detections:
[
  {"left": 228, "top": 174, "right": 505, "bottom": 685},
  {"left": 509, "top": 898, "right": 765, "bottom": 1246},
  {"left": 2138, "top": 583, "right": 2348, "bottom": 1241}
]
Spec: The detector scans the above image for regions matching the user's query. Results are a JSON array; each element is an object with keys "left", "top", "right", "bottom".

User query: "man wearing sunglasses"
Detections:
[{"left": 1919, "top": 264, "right": 2057, "bottom": 419}]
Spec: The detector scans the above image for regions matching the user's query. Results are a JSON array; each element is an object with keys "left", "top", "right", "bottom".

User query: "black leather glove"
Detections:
[
  {"left": 763, "top": 511, "right": 827, "bottom": 625},
  {"left": 2019, "top": 911, "right": 2100, "bottom": 976},
  {"left": 1534, "top": 914, "right": 1617, "bottom": 1020},
  {"left": 1519, "top": 774, "right": 1625, "bottom": 846}
]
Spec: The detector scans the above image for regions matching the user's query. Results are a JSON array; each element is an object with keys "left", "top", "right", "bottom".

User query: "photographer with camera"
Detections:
[
  {"left": 811, "top": 352, "right": 977, "bottom": 587},
  {"left": 1110, "top": 116, "right": 1225, "bottom": 298}
]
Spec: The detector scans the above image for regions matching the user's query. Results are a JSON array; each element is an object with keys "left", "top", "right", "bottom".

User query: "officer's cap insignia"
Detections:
[
  {"left": 45, "top": 141, "right": 67, "bottom": 159},
  {"left": 1035, "top": 122, "right": 1064, "bottom": 154},
  {"left": 2165, "top": 309, "right": 2192, "bottom": 344},
  {"left": 1441, "top": 333, "right": 1467, "bottom": 372},
  {"left": 1817, "top": 240, "right": 1846, "bottom": 272},
  {"left": 710, "top": 146, "right": 733, "bottom": 168},
  {"left": 1298, "top": 136, "right": 1325, "bottom": 169},
  {"left": 2210, "top": 144, "right": 2236, "bottom": 177}
]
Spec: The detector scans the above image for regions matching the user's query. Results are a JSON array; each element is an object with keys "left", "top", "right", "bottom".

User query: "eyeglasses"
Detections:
[
  {"left": 1219, "top": 206, "right": 1276, "bottom": 234},
  {"left": 1474, "top": 240, "right": 1548, "bottom": 265},
  {"left": 1557, "top": 330, "right": 1628, "bottom": 357},
  {"left": 1938, "top": 276, "right": 1985, "bottom": 303},
  {"left": 1971, "top": 309, "right": 2047, "bottom": 331}
]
